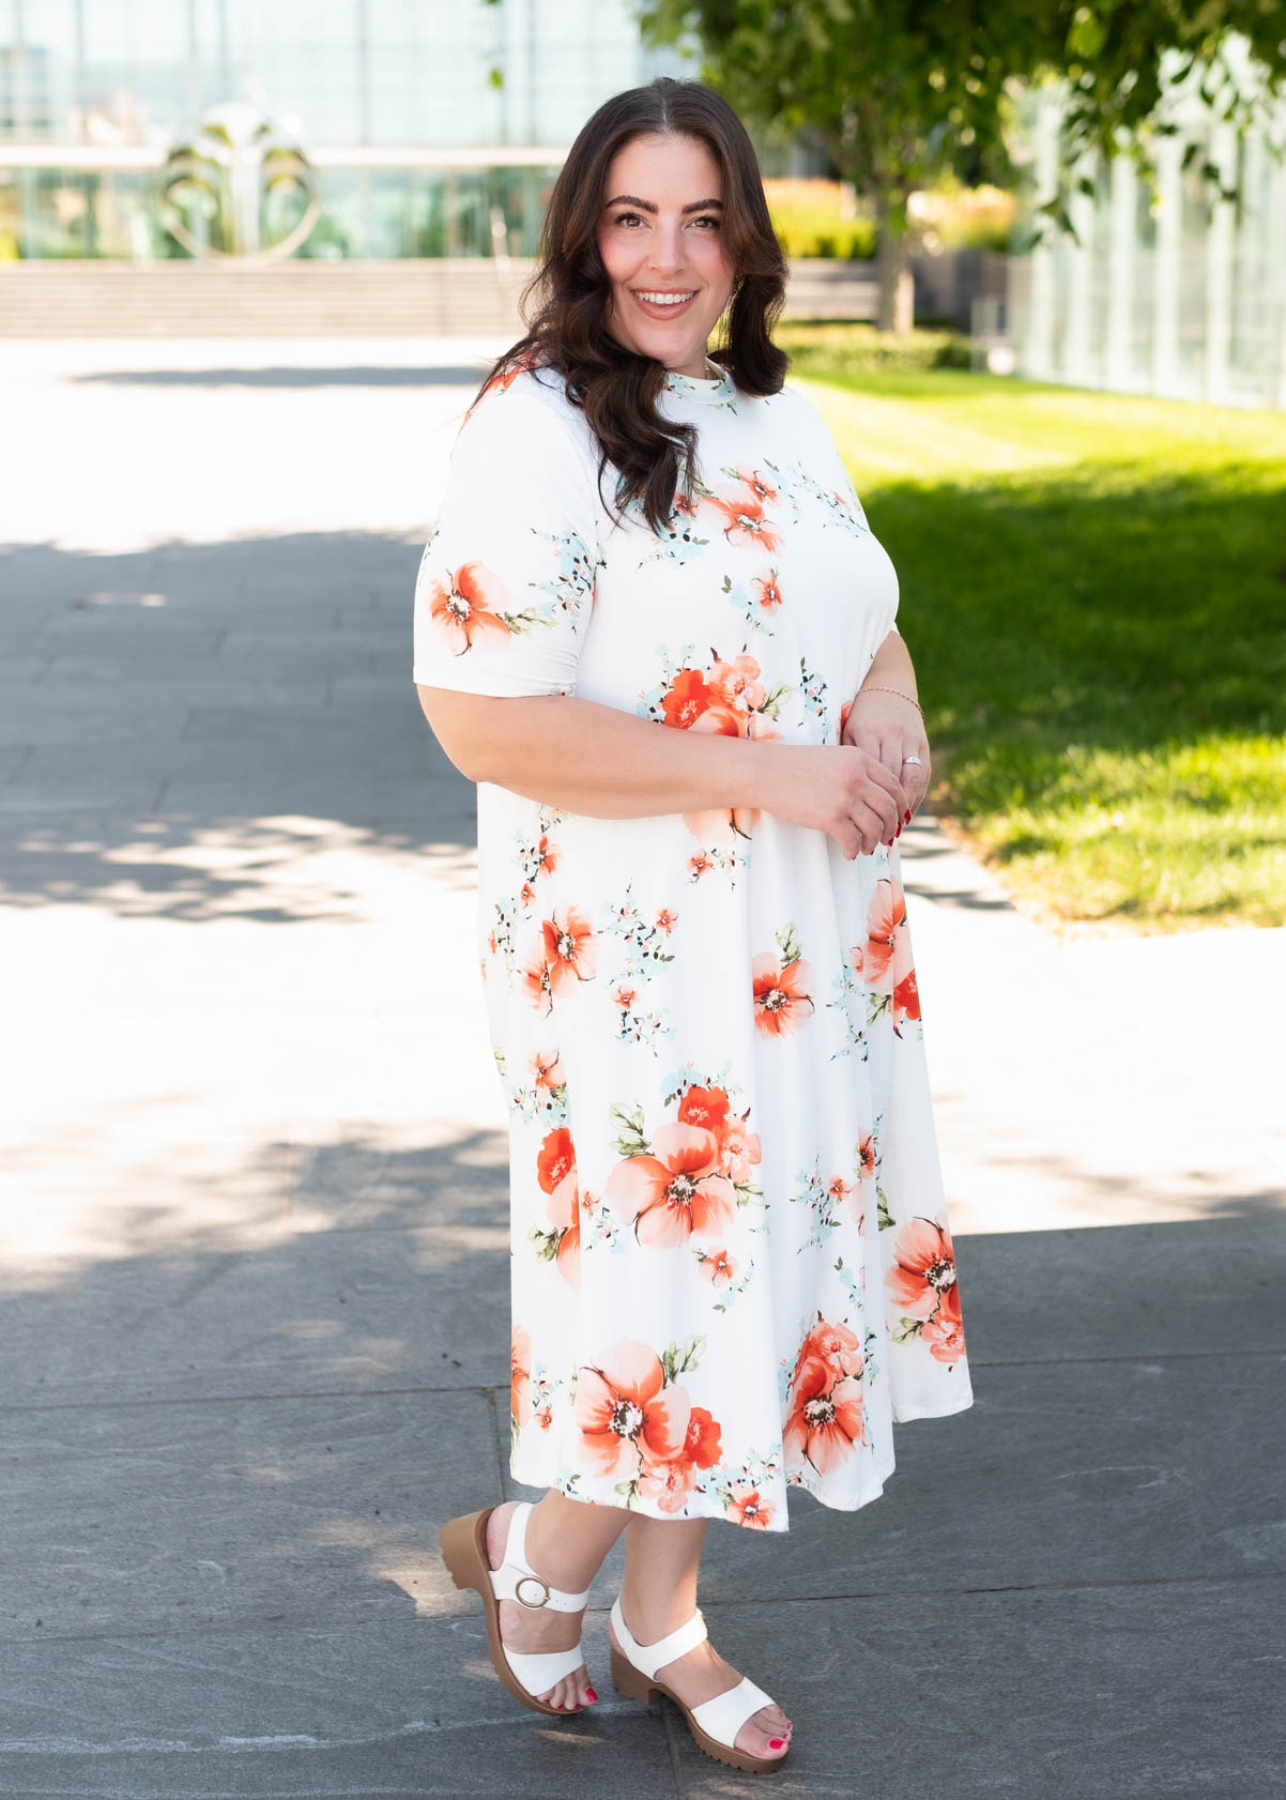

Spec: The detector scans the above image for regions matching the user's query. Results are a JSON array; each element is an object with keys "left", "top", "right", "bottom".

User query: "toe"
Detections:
[{"left": 736, "top": 1704, "right": 791, "bottom": 1759}]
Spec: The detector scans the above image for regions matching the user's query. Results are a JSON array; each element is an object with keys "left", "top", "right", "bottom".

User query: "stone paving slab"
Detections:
[
  {"left": 0, "top": 1582, "right": 1277, "bottom": 1797},
  {"left": 1, "top": 1387, "right": 501, "bottom": 1639},
  {"left": 663, "top": 1580, "right": 1285, "bottom": 1799},
  {"left": 0, "top": 1618, "right": 679, "bottom": 1799}
]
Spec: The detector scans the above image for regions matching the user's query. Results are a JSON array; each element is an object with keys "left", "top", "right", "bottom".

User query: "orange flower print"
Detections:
[
  {"left": 732, "top": 466, "right": 779, "bottom": 506},
  {"left": 852, "top": 872, "right": 921, "bottom": 1030},
  {"left": 697, "top": 1245, "right": 736, "bottom": 1286},
  {"left": 661, "top": 667, "right": 714, "bottom": 728},
  {"left": 683, "top": 1406, "right": 722, "bottom": 1469},
  {"left": 751, "top": 570, "right": 784, "bottom": 617},
  {"left": 523, "top": 905, "right": 597, "bottom": 1013},
  {"left": 603, "top": 1123, "right": 736, "bottom": 1248},
  {"left": 798, "top": 1315, "right": 866, "bottom": 1381},
  {"left": 425, "top": 560, "right": 513, "bottom": 655},
  {"left": 511, "top": 1323, "right": 532, "bottom": 1426},
  {"left": 646, "top": 650, "right": 787, "bottom": 848},
  {"left": 638, "top": 1455, "right": 697, "bottom": 1513},
  {"left": 676, "top": 1083, "right": 730, "bottom": 1133},
  {"left": 574, "top": 1339, "right": 691, "bottom": 1479},
  {"left": 536, "top": 1125, "right": 580, "bottom": 1288},
  {"left": 784, "top": 1313, "right": 868, "bottom": 1474},
  {"left": 828, "top": 1173, "right": 855, "bottom": 1211},
  {"left": 921, "top": 1282, "right": 966, "bottom": 1363},
  {"left": 531, "top": 1048, "right": 564, "bottom": 1090},
  {"left": 706, "top": 483, "right": 784, "bottom": 553},
  {"left": 857, "top": 1132, "right": 875, "bottom": 1181},
  {"left": 708, "top": 653, "right": 766, "bottom": 712},
  {"left": 726, "top": 1482, "right": 773, "bottom": 1528},
  {"left": 886, "top": 1216, "right": 966, "bottom": 1364},
  {"left": 677, "top": 1085, "right": 763, "bottom": 1186},
  {"left": 459, "top": 347, "right": 543, "bottom": 429},
  {"left": 752, "top": 922, "right": 815, "bottom": 1037}
]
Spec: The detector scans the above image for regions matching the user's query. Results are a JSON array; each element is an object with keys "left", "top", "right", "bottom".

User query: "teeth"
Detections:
[{"left": 636, "top": 291, "right": 694, "bottom": 305}]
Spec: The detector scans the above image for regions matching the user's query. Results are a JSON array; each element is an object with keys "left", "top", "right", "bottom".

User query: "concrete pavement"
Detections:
[{"left": 1, "top": 337, "right": 1282, "bottom": 1799}]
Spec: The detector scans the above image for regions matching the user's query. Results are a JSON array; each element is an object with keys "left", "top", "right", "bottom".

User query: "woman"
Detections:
[{"left": 418, "top": 77, "right": 974, "bottom": 1775}]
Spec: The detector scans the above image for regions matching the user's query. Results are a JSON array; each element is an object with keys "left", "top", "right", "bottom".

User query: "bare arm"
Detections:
[{"left": 417, "top": 683, "right": 911, "bottom": 859}]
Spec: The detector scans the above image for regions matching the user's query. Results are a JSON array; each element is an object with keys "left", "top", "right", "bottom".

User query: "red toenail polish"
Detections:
[
  {"left": 586, "top": 1688, "right": 598, "bottom": 1702},
  {"left": 770, "top": 1738, "right": 785, "bottom": 1748}
]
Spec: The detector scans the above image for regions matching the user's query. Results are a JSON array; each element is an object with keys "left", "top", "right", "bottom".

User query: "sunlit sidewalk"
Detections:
[{"left": 0, "top": 337, "right": 1280, "bottom": 1798}]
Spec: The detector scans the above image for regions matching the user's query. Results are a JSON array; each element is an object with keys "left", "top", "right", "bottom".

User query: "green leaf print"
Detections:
[
  {"left": 876, "top": 1186, "right": 893, "bottom": 1230},
  {"left": 758, "top": 682, "right": 794, "bottom": 720},
  {"left": 609, "top": 1101, "right": 650, "bottom": 1158},
  {"left": 527, "top": 1224, "right": 562, "bottom": 1263},
  {"left": 661, "top": 1335, "right": 706, "bottom": 1384},
  {"left": 613, "top": 1477, "right": 640, "bottom": 1508},
  {"left": 890, "top": 1317, "right": 921, "bottom": 1344},
  {"left": 775, "top": 920, "right": 804, "bottom": 967},
  {"left": 867, "top": 992, "right": 892, "bottom": 1030},
  {"left": 497, "top": 605, "right": 556, "bottom": 636}
]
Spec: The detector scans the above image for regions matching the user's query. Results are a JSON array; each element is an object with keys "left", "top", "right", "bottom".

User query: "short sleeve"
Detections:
[{"left": 412, "top": 382, "right": 601, "bottom": 698}]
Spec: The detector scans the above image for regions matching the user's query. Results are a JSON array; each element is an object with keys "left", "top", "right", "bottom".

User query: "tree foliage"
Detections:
[{"left": 636, "top": 0, "right": 1286, "bottom": 324}]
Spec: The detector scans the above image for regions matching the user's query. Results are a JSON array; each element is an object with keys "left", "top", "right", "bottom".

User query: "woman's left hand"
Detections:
[{"left": 840, "top": 688, "right": 931, "bottom": 826}]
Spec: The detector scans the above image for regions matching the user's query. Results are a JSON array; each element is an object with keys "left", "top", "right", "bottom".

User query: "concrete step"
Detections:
[{"left": 0, "top": 255, "right": 892, "bottom": 337}]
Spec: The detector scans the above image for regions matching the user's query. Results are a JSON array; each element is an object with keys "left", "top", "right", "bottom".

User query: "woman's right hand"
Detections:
[{"left": 762, "top": 743, "right": 911, "bottom": 860}]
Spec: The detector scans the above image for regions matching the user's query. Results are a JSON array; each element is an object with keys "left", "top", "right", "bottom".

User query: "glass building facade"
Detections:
[
  {"left": 0, "top": 0, "right": 695, "bottom": 259},
  {"left": 1006, "top": 41, "right": 1286, "bottom": 408}
]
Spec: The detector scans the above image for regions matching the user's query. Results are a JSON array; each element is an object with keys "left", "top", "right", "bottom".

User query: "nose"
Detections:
[{"left": 645, "top": 220, "right": 688, "bottom": 277}]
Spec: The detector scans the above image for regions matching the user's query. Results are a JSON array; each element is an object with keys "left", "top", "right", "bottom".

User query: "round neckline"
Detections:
[{"left": 660, "top": 358, "right": 736, "bottom": 405}]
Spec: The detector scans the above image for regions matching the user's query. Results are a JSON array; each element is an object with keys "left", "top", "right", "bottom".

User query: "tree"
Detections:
[{"left": 637, "top": 1, "right": 1286, "bottom": 333}]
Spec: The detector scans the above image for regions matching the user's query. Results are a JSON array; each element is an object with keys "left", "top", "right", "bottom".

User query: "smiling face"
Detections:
[{"left": 596, "top": 131, "right": 737, "bottom": 380}]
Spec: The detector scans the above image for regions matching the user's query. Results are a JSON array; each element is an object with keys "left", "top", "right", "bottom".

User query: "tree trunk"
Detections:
[{"left": 875, "top": 188, "right": 914, "bottom": 335}]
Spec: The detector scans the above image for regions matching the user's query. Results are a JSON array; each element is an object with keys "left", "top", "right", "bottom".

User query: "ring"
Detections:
[{"left": 902, "top": 755, "right": 923, "bottom": 766}]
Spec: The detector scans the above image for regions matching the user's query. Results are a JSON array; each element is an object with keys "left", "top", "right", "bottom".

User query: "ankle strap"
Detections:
[
  {"left": 487, "top": 1502, "right": 591, "bottom": 1613},
  {"left": 611, "top": 1594, "right": 709, "bottom": 1678}
]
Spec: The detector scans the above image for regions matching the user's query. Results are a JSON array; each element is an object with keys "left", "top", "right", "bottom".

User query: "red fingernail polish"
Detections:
[
  {"left": 770, "top": 1738, "right": 785, "bottom": 1748},
  {"left": 905, "top": 809, "right": 911, "bottom": 823}
]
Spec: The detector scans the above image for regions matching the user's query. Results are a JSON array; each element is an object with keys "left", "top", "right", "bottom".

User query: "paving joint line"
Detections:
[{"left": 8, "top": 1569, "right": 1284, "bottom": 1649}]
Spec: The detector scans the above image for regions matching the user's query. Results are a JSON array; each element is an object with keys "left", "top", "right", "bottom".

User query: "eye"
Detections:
[
  {"left": 613, "top": 211, "right": 644, "bottom": 227},
  {"left": 692, "top": 215, "right": 721, "bottom": 228}
]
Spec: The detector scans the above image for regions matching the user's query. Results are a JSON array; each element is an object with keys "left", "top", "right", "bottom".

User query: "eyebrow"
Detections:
[{"left": 603, "top": 195, "right": 724, "bottom": 214}]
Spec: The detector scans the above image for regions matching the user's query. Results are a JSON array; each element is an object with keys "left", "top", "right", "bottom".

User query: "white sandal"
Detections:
[
  {"left": 438, "top": 1501, "right": 592, "bottom": 1716},
  {"left": 609, "top": 1593, "right": 791, "bottom": 1773}
]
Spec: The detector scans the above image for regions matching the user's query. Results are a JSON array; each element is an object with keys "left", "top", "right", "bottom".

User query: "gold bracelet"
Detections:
[{"left": 856, "top": 684, "right": 923, "bottom": 717}]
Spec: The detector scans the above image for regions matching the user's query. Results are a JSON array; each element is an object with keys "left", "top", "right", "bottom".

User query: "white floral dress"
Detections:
[{"left": 412, "top": 352, "right": 974, "bottom": 1532}]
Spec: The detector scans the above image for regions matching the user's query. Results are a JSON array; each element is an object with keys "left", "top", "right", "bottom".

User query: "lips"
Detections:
[{"left": 631, "top": 289, "right": 698, "bottom": 321}]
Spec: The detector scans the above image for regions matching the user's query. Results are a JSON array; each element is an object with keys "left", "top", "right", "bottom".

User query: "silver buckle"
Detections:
[{"left": 514, "top": 1574, "right": 551, "bottom": 1608}]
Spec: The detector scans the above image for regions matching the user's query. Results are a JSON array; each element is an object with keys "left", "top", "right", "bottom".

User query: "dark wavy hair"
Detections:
[{"left": 470, "top": 76, "right": 790, "bottom": 533}]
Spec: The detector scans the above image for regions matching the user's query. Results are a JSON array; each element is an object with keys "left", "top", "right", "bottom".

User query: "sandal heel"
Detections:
[
  {"left": 438, "top": 1509, "right": 486, "bottom": 1595},
  {"left": 611, "top": 1643, "right": 659, "bottom": 1706}
]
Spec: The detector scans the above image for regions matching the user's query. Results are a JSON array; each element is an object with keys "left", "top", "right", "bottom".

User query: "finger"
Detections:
[
  {"left": 856, "top": 782, "right": 898, "bottom": 843},
  {"left": 902, "top": 761, "right": 930, "bottom": 817},
  {"left": 860, "top": 754, "right": 911, "bottom": 818},
  {"left": 831, "top": 817, "right": 862, "bottom": 861},
  {"left": 850, "top": 801, "right": 889, "bottom": 855}
]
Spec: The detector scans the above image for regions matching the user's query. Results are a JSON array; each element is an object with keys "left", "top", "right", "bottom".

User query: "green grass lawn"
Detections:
[{"left": 783, "top": 336, "right": 1286, "bottom": 934}]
